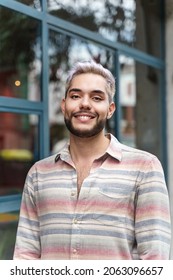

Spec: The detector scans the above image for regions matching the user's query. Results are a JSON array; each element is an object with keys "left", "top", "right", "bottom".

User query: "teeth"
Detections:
[{"left": 78, "top": 116, "right": 91, "bottom": 120}]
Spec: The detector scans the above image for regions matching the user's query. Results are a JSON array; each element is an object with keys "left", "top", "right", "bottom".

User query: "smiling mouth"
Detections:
[
  {"left": 73, "top": 111, "right": 96, "bottom": 120},
  {"left": 74, "top": 115, "right": 94, "bottom": 123}
]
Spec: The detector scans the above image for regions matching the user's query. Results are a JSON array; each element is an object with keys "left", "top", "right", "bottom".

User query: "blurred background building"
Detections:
[{"left": 0, "top": 0, "right": 173, "bottom": 259}]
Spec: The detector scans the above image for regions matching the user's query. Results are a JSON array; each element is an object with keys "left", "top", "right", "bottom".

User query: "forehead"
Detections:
[{"left": 69, "top": 73, "right": 107, "bottom": 90}]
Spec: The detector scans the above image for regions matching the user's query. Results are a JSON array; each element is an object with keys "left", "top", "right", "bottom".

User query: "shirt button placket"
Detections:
[{"left": 71, "top": 217, "right": 80, "bottom": 259}]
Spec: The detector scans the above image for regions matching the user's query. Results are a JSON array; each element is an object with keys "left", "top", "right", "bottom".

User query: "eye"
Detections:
[
  {"left": 71, "top": 94, "right": 80, "bottom": 99},
  {"left": 92, "top": 96, "right": 103, "bottom": 102}
]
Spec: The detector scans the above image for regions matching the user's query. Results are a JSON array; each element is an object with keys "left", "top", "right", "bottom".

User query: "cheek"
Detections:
[
  {"left": 62, "top": 101, "right": 71, "bottom": 113},
  {"left": 63, "top": 104, "right": 75, "bottom": 119},
  {"left": 97, "top": 107, "right": 110, "bottom": 118}
]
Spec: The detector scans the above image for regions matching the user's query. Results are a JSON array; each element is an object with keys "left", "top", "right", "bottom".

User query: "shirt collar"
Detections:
[
  {"left": 105, "top": 134, "right": 122, "bottom": 162},
  {"left": 55, "top": 141, "right": 70, "bottom": 163},
  {"left": 55, "top": 134, "right": 122, "bottom": 163}
]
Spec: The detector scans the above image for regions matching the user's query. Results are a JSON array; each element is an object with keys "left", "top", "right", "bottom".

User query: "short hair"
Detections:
[{"left": 65, "top": 60, "right": 115, "bottom": 102}]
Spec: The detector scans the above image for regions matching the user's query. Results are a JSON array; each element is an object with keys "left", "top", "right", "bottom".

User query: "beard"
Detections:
[{"left": 64, "top": 116, "right": 106, "bottom": 138}]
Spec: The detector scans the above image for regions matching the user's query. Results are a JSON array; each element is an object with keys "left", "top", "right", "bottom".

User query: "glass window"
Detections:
[
  {"left": 0, "top": 7, "right": 42, "bottom": 101},
  {"left": 0, "top": 113, "right": 39, "bottom": 259},
  {"left": 135, "top": 62, "right": 162, "bottom": 160},
  {"left": 119, "top": 55, "right": 162, "bottom": 160},
  {"left": 48, "top": 30, "right": 115, "bottom": 154},
  {"left": 135, "top": 0, "right": 162, "bottom": 57},
  {"left": 119, "top": 56, "right": 136, "bottom": 148},
  {"left": 47, "top": 0, "right": 162, "bottom": 57},
  {"left": 12, "top": 0, "right": 41, "bottom": 10}
]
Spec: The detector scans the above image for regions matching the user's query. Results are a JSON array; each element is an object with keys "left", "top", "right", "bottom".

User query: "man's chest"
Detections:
[{"left": 76, "top": 164, "right": 91, "bottom": 195}]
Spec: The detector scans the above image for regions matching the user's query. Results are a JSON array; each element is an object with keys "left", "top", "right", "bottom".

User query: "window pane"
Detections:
[
  {"left": 119, "top": 56, "right": 136, "bottom": 148},
  {"left": 0, "top": 7, "right": 42, "bottom": 101},
  {"left": 47, "top": 0, "right": 162, "bottom": 57},
  {"left": 135, "top": 63, "right": 162, "bottom": 160},
  {"left": 48, "top": 30, "right": 115, "bottom": 154},
  {"left": 0, "top": 113, "right": 39, "bottom": 259},
  {"left": 135, "top": 0, "right": 162, "bottom": 57},
  {"left": 119, "top": 55, "right": 162, "bottom": 160},
  {"left": 12, "top": 0, "right": 41, "bottom": 10}
]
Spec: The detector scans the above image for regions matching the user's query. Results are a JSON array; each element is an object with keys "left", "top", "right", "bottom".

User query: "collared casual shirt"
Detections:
[{"left": 13, "top": 134, "right": 171, "bottom": 260}]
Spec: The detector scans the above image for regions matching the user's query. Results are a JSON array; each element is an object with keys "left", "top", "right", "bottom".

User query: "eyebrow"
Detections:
[
  {"left": 68, "top": 88, "right": 106, "bottom": 95},
  {"left": 68, "top": 88, "right": 81, "bottom": 93}
]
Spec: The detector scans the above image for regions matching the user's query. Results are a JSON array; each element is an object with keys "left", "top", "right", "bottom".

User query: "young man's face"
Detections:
[{"left": 61, "top": 73, "right": 115, "bottom": 138}]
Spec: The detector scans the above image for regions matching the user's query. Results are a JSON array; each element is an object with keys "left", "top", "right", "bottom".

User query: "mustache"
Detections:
[{"left": 72, "top": 111, "right": 98, "bottom": 118}]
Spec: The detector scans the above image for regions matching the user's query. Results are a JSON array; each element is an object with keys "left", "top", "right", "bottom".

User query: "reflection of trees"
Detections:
[
  {"left": 49, "top": 32, "right": 113, "bottom": 83},
  {"left": 48, "top": 0, "right": 136, "bottom": 44},
  {"left": 0, "top": 1, "right": 135, "bottom": 75},
  {"left": 49, "top": 33, "right": 71, "bottom": 82},
  {"left": 0, "top": 8, "right": 40, "bottom": 70},
  {"left": 16, "top": 0, "right": 41, "bottom": 10}
]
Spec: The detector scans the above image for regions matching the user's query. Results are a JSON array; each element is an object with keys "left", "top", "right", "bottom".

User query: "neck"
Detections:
[{"left": 69, "top": 131, "right": 110, "bottom": 163}]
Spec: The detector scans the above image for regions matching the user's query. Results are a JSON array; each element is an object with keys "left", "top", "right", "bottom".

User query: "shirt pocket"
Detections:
[
  {"left": 99, "top": 184, "right": 132, "bottom": 198},
  {"left": 91, "top": 184, "right": 134, "bottom": 228}
]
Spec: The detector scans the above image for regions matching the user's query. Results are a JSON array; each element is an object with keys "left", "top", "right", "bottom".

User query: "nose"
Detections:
[{"left": 79, "top": 96, "right": 91, "bottom": 110}]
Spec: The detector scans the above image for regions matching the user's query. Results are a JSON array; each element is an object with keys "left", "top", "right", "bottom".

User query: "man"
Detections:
[{"left": 13, "top": 60, "right": 171, "bottom": 259}]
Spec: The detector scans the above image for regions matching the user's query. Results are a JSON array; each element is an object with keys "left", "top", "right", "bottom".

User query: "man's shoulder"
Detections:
[
  {"left": 29, "top": 154, "right": 57, "bottom": 174},
  {"left": 120, "top": 142, "right": 156, "bottom": 159},
  {"left": 37, "top": 154, "right": 57, "bottom": 165},
  {"left": 111, "top": 134, "right": 159, "bottom": 163}
]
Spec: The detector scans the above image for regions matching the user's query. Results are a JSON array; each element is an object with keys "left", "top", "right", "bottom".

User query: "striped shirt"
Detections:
[{"left": 13, "top": 134, "right": 171, "bottom": 259}]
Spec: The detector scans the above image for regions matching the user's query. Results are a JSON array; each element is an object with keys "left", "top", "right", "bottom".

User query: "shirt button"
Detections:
[
  {"left": 71, "top": 191, "right": 76, "bottom": 197},
  {"left": 73, "top": 218, "right": 78, "bottom": 224},
  {"left": 73, "top": 249, "right": 77, "bottom": 254}
]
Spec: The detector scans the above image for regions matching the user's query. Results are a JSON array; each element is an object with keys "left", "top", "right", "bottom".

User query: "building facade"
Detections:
[{"left": 0, "top": 0, "right": 172, "bottom": 259}]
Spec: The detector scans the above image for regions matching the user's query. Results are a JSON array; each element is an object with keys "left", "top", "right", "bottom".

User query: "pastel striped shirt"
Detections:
[{"left": 13, "top": 134, "right": 171, "bottom": 259}]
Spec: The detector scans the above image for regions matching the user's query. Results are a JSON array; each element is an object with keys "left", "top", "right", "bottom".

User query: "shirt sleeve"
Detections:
[
  {"left": 13, "top": 167, "right": 41, "bottom": 259},
  {"left": 135, "top": 156, "right": 171, "bottom": 259}
]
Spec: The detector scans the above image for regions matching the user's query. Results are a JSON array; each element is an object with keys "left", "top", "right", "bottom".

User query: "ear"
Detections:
[
  {"left": 107, "top": 102, "right": 116, "bottom": 119},
  {"left": 60, "top": 98, "right": 66, "bottom": 115}
]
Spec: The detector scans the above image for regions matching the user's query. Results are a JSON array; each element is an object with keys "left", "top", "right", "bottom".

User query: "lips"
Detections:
[
  {"left": 72, "top": 111, "right": 97, "bottom": 124},
  {"left": 73, "top": 111, "right": 96, "bottom": 119}
]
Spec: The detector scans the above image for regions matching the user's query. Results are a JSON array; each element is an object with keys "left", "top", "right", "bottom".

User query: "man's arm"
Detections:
[
  {"left": 135, "top": 156, "right": 171, "bottom": 259},
  {"left": 13, "top": 168, "right": 41, "bottom": 259}
]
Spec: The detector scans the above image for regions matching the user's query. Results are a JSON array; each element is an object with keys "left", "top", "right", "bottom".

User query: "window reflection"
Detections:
[
  {"left": 119, "top": 55, "right": 162, "bottom": 160},
  {"left": 48, "top": 0, "right": 135, "bottom": 46},
  {"left": 0, "top": 113, "right": 39, "bottom": 193},
  {"left": 12, "top": 0, "right": 41, "bottom": 10},
  {"left": 135, "top": 63, "right": 161, "bottom": 160},
  {"left": 120, "top": 56, "right": 136, "bottom": 148},
  {"left": 48, "top": 30, "right": 115, "bottom": 153},
  {"left": 0, "top": 113, "right": 39, "bottom": 259},
  {"left": 47, "top": 0, "right": 162, "bottom": 57},
  {"left": 0, "top": 7, "right": 42, "bottom": 101}
]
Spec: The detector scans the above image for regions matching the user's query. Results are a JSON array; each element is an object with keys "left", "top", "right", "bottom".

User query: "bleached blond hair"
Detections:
[{"left": 65, "top": 60, "right": 115, "bottom": 103}]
